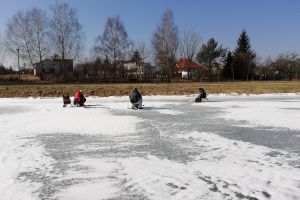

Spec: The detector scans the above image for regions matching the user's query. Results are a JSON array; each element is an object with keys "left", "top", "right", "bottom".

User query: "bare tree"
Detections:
[
  {"left": 136, "top": 41, "right": 151, "bottom": 63},
  {"left": 180, "top": 30, "right": 201, "bottom": 80},
  {"left": 48, "top": 2, "right": 83, "bottom": 81},
  {"left": 273, "top": 53, "right": 299, "bottom": 80},
  {"left": 94, "top": 15, "right": 132, "bottom": 82},
  {"left": 27, "top": 8, "right": 50, "bottom": 80},
  {"left": 5, "top": 11, "right": 32, "bottom": 69},
  {"left": 132, "top": 41, "right": 151, "bottom": 79},
  {"left": 0, "top": 35, "right": 6, "bottom": 65},
  {"left": 152, "top": 9, "right": 179, "bottom": 80},
  {"left": 5, "top": 9, "right": 50, "bottom": 80}
]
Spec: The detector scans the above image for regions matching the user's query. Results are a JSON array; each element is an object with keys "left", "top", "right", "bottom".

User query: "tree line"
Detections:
[
  {"left": 1, "top": 3, "right": 299, "bottom": 82},
  {"left": 3, "top": 3, "right": 83, "bottom": 81}
]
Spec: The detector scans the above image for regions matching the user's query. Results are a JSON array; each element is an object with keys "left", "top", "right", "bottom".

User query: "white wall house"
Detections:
[
  {"left": 123, "top": 62, "right": 155, "bottom": 79},
  {"left": 176, "top": 59, "right": 206, "bottom": 79}
]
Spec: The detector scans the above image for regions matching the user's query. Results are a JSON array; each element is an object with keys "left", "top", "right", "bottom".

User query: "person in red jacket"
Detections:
[{"left": 74, "top": 90, "right": 86, "bottom": 106}]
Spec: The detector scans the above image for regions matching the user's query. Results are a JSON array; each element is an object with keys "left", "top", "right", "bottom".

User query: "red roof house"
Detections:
[{"left": 176, "top": 59, "right": 206, "bottom": 79}]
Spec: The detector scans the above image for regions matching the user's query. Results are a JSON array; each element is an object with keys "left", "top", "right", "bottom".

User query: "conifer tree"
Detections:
[
  {"left": 232, "top": 30, "right": 256, "bottom": 80},
  {"left": 131, "top": 50, "right": 142, "bottom": 64},
  {"left": 222, "top": 52, "right": 234, "bottom": 81},
  {"left": 197, "top": 38, "right": 226, "bottom": 82}
]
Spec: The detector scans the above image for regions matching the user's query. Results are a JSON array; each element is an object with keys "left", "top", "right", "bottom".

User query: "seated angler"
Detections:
[
  {"left": 129, "top": 88, "right": 143, "bottom": 109},
  {"left": 62, "top": 95, "right": 71, "bottom": 107},
  {"left": 74, "top": 90, "right": 86, "bottom": 106},
  {"left": 195, "top": 88, "right": 207, "bottom": 102}
]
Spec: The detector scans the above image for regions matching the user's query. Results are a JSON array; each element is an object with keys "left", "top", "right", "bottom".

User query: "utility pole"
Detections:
[
  {"left": 17, "top": 48, "right": 20, "bottom": 80},
  {"left": 23, "top": 63, "right": 27, "bottom": 81}
]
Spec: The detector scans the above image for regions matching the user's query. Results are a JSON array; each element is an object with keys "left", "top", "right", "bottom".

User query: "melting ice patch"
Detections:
[{"left": 155, "top": 109, "right": 183, "bottom": 115}]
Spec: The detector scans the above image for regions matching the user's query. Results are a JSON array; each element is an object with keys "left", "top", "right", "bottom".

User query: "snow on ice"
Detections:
[
  {"left": 197, "top": 94, "right": 300, "bottom": 130},
  {"left": 0, "top": 94, "right": 299, "bottom": 200}
]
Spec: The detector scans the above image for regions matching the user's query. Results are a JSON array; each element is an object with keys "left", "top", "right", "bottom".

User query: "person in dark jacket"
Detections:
[
  {"left": 62, "top": 95, "right": 71, "bottom": 107},
  {"left": 74, "top": 90, "right": 86, "bottom": 106},
  {"left": 195, "top": 88, "right": 207, "bottom": 102},
  {"left": 129, "top": 88, "right": 143, "bottom": 109}
]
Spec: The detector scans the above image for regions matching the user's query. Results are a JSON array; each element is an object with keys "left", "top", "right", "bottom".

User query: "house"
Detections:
[
  {"left": 123, "top": 61, "right": 155, "bottom": 79},
  {"left": 176, "top": 58, "right": 206, "bottom": 79},
  {"left": 34, "top": 55, "right": 73, "bottom": 76}
]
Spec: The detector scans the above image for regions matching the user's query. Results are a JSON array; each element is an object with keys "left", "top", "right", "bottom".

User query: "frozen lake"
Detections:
[{"left": 0, "top": 94, "right": 300, "bottom": 200}]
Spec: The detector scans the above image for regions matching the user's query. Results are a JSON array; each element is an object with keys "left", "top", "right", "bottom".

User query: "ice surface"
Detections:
[
  {"left": 55, "top": 158, "right": 121, "bottom": 200},
  {"left": 196, "top": 94, "right": 300, "bottom": 130},
  {"left": 0, "top": 94, "right": 299, "bottom": 200}
]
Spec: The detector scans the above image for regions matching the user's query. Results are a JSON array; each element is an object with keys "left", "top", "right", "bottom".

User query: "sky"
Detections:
[{"left": 1, "top": 0, "right": 300, "bottom": 67}]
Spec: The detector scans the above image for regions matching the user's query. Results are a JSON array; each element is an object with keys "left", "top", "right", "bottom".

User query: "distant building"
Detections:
[
  {"left": 34, "top": 55, "right": 73, "bottom": 76},
  {"left": 123, "top": 61, "right": 155, "bottom": 79},
  {"left": 176, "top": 58, "right": 206, "bottom": 79}
]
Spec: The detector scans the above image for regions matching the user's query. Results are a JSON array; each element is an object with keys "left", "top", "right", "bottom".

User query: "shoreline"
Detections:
[
  {"left": 0, "top": 93, "right": 299, "bottom": 100},
  {"left": 1, "top": 81, "right": 300, "bottom": 98}
]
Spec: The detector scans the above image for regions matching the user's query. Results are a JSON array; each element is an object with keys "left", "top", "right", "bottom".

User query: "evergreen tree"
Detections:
[
  {"left": 0, "top": 65, "right": 5, "bottom": 74},
  {"left": 130, "top": 49, "right": 142, "bottom": 78},
  {"left": 222, "top": 52, "right": 234, "bottom": 81},
  {"left": 197, "top": 38, "right": 226, "bottom": 82},
  {"left": 131, "top": 50, "right": 142, "bottom": 64},
  {"left": 232, "top": 30, "right": 256, "bottom": 80},
  {"left": 9, "top": 66, "right": 13, "bottom": 73}
]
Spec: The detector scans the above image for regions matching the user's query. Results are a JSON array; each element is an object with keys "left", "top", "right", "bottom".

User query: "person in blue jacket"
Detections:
[{"left": 195, "top": 88, "right": 207, "bottom": 102}]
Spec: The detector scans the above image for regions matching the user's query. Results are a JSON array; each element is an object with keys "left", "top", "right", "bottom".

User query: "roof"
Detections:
[
  {"left": 34, "top": 57, "right": 73, "bottom": 68},
  {"left": 176, "top": 59, "right": 205, "bottom": 70}
]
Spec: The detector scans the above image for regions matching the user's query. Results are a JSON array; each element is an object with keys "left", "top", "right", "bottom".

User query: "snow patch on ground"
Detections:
[
  {"left": 0, "top": 137, "right": 55, "bottom": 200},
  {"left": 119, "top": 155, "right": 223, "bottom": 200},
  {"left": 0, "top": 98, "right": 141, "bottom": 136},
  {"left": 0, "top": 97, "right": 142, "bottom": 200},
  {"left": 57, "top": 138, "right": 300, "bottom": 200},
  {"left": 56, "top": 130, "right": 300, "bottom": 200},
  {"left": 57, "top": 182, "right": 119, "bottom": 200},
  {"left": 195, "top": 98, "right": 300, "bottom": 130},
  {"left": 55, "top": 158, "right": 121, "bottom": 200},
  {"left": 208, "top": 93, "right": 300, "bottom": 98},
  {"left": 97, "top": 98, "right": 184, "bottom": 115},
  {"left": 155, "top": 109, "right": 183, "bottom": 115},
  {"left": 178, "top": 131, "right": 300, "bottom": 200}
]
